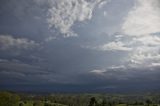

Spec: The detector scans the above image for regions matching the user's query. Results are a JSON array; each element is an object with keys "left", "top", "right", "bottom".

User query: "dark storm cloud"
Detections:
[
  {"left": 0, "top": 0, "right": 53, "bottom": 41},
  {"left": 0, "top": 0, "right": 160, "bottom": 92}
]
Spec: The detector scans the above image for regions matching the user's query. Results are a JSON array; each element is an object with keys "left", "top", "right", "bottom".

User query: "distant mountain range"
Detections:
[{"left": 0, "top": 84, "right": 160, "bottom": 94}]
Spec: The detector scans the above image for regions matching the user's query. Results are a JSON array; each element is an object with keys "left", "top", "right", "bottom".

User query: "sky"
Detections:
[{"left": 0, "top": 0, "right": 160, "bottom": 92}]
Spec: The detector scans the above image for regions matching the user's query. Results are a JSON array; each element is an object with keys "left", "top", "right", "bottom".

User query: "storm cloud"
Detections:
[{"left": 0, "top": 0, "right": 160, "bottom": 92}]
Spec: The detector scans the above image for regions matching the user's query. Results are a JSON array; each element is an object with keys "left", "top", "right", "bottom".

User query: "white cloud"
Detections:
[
  {"left": 118, "top": 0, "right": 160, "bottom": 69},
  {"left": 89, "top": 67, "right": 131, "bottom": 80},
  {"left": 84, "top": 33, "right": 160, "bottom": 70},
  {"left": 151, "top": 63, "right": 160, "bottom": 67},
  {"left": 128, "top": 46, "right": 160, "bottom": 66},
  {"left": 123, "top": 35, "right": 160, "bottom": 67},
  {"left": 81, "top": 40, "right": 132, "bottom": 52},
  {"left": 98, "top": 0, "right": 109, "bottom": 8},
  {"left": 98, "top": 41, "right": 132, "bottom": 51},
  {"left": 0, "top": 35, "right": 39, "bottom": 50},
  {"left": 90, "top": 69, "right": 106, "bottom": 75},
  {"left": 132, "top": 35, "right": 160, "bottom": 46},
  {"left": 122, "top": 0, "right": 160, "bottom": 36},
  {"left": 109, "top": 65, "right": 126, "bottom": 70},
  {"left": 47, "top": 0, "right": 107, "bottom": 37}
]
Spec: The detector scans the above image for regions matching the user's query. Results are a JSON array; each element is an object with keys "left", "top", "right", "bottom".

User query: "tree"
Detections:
[
  {"left": 44, "top": 102, "right": 51, "bottom": 106},
  {"left": 0, "top": 91, "right": 20, "bottom": 106},
  {"left": 88, "top": 97, "right": 97, "bottom": 106},
  {"left": 108, "top": 101, "right": 113, "bottom": 106},
  {"left": 19, "top": 102, "right": 24, "bottom": 106},
  {"left": 101, "top": 98, "right": 107, "bottom": 106},
  {"left": 146, "top": 99, "right": 152, "bottom": 106},
  {"left": 33, "top": 101, "right": 43, "bottom": 106},
  {"left": 33, "top": 102, "right": 37, "bottom": 106}
]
